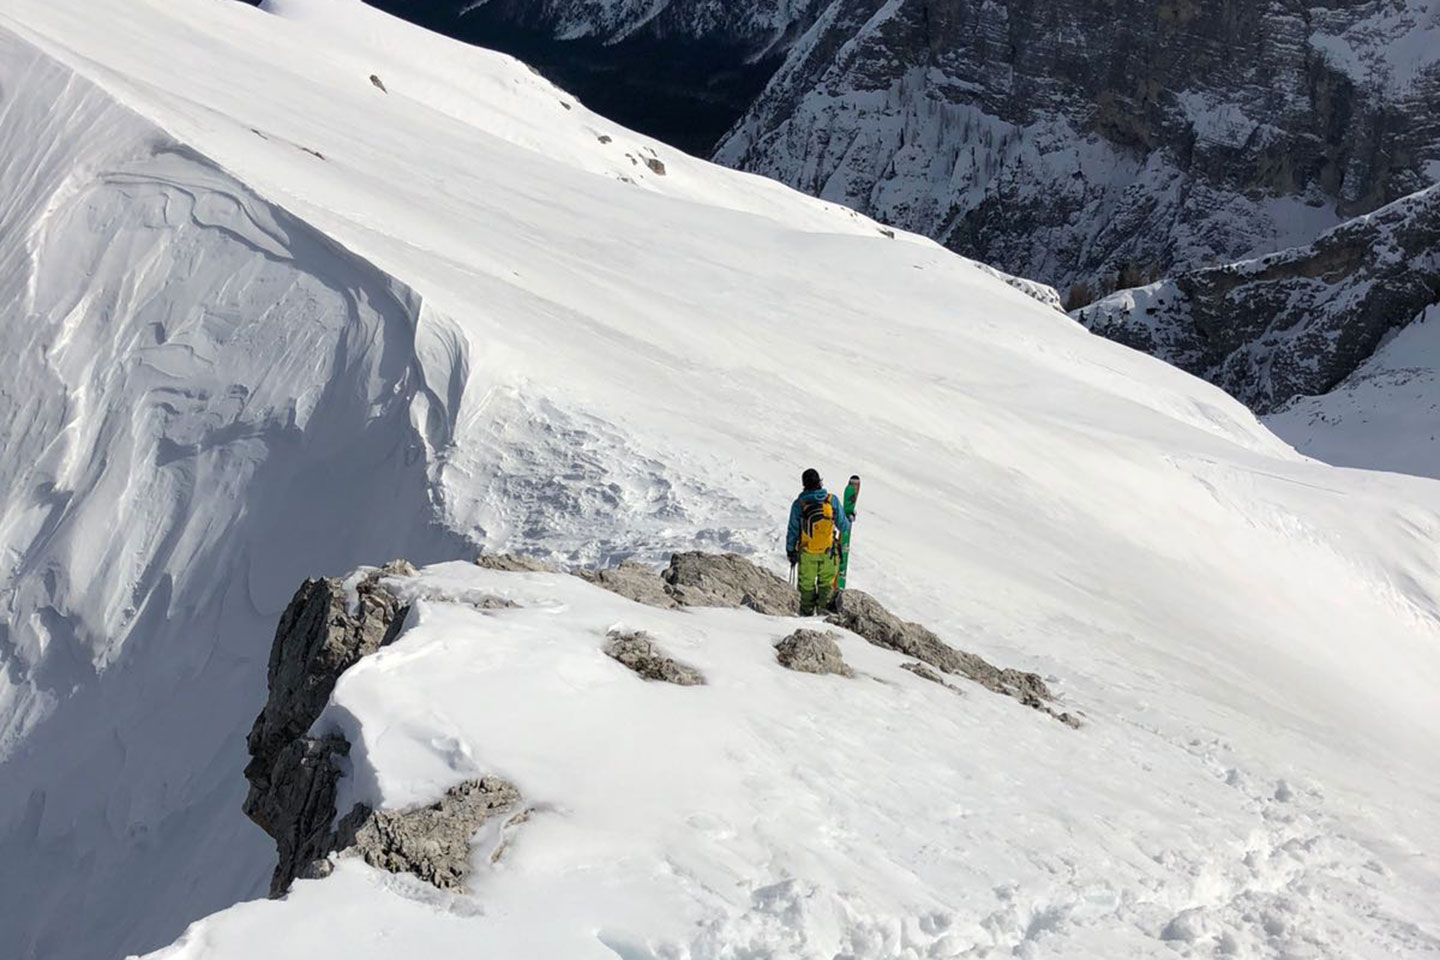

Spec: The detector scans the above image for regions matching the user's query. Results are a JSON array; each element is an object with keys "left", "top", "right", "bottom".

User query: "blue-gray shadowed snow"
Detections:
[{"left": 0, "top": 31, "right": 472, "bottom": 960}]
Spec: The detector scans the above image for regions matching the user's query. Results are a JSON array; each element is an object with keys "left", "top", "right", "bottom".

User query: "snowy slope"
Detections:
[
  {"left": 151, "top": 562, "right": 1440, "bottom": 959},
  {"left": 0, "top": 1, "right": 1435, "bottom": 959}
]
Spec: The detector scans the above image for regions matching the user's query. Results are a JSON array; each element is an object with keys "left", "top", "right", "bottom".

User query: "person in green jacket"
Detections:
[{"left": 785, "top": 468, "right": 851, "bottom": 616}]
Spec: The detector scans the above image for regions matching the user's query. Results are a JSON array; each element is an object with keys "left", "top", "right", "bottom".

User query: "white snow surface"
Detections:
[
  {"left": 0, "top": 1, "right": 1433, "bottom": 958},
  {"left": 1267, "top": 305, "right": 1440, "bottom": 479}
]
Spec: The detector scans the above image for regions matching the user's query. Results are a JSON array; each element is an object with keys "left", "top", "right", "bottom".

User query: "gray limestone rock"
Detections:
[
  {"left": 580, "top": 560, "right": 680, "bottom": 609},
  {"left": 775, "top": 629, "right": 854, "bottom": 677},
  {"left": 584, "top": 552, "right": 798, "bottom": 615},
  {"left": 474, "top": 553, "right": 557, "bottom": 573},
  {"left": 828, "top": 590, "right": 1075, "bottom": 725},
  {"left": 899, "top": 661, "right": 963, "bottom": 695},
  {"left": 335, "top": 777, "right": 522, "bottom": 891},
  {"left": 1079, "top": 184, "right": 1440, "bottom": 413},
  {"left": 243, "top": 573, "right": 412, "bottom": 895},
  {"left": 604, "top": 630, "right": 706, "bottom": 685},
  {"left": 662, "top": 551, "right": 800, "bottom": 616},
  {"left": 244, "top": 572, "right": 531, "bottom": 895}
]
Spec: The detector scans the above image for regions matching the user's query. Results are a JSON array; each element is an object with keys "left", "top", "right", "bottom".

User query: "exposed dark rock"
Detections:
[
  {"left": 245, "top": 733, "right": 352, "bottom": 895},
  {"left": 243, "top": 572, "right": 413, "bottom": 895},
  {"left": 604, "top": 630, "right": 706, "bottom": 685},
  {"left": 584, "top": 552, "right": 798, "bottom": 615},
  {"left": 662, "top": 551, "right": 799, "bottom": 616},
  {"left": 717, "top": 0, "right": 1440, "bottom": 299},
  {"left": 775, "top": 629, "right": 853, "bottom": 677},
  {"left": 582, "top": 552, "right": 1074, "bottom": 720},
  {"left": 335, "top": 777, "right": 522, "bottom": 890},
  {"left": 643, "top": 156, "right": 666, "bottom": 175},
  {"left": 580, "top": 560, "right": 680, "bottom": 609},
  {"left": 474, "top": 552, "right": 557, "bottom": 573},
  {"left": 244, "top": 570, "right": 528, "bottom": 894},
  {"left": 369, "top": 73, "right": 387, "bottom": 93},
  {"left": 1079, "top": 185, "right": 1440, "bottom": 413},
  {"left": 827, "top": 590, "right": 1075, "bottom": 725}
]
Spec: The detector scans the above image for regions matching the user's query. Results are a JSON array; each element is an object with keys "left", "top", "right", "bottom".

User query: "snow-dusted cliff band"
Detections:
[{"left": 717, "top": 0, "right": 1440, "bottom": 301}]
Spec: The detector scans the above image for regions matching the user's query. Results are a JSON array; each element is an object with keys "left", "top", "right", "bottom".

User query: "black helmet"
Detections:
[{"left": 801, "top": 468, "right": 822, "bottom": 491}]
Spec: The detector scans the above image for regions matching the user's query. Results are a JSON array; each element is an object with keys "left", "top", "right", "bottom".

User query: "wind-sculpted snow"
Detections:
[
  {"left": 0, "top": 31, "right": 471, "bottom": 960},
  {"left": 0, "top": 1, "right": 1437, "bottom": 958}
]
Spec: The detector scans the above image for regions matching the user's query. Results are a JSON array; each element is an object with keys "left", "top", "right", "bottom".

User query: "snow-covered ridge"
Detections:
[
  {"left": 0, "top": 1, "right": 1437, "bottom": 958},
  {"left": 159, "top": 559, "right": 1439, "bottom": 959}
]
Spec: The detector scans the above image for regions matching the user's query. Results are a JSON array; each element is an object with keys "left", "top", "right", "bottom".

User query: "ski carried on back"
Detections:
[{"left": 838, "top": 474, "right": 860, "bottom": 590}]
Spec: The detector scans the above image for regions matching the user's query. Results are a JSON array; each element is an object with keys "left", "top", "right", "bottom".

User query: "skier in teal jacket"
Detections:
[{"left": 786, "top": 468, "right": 851, "bottom": 615}]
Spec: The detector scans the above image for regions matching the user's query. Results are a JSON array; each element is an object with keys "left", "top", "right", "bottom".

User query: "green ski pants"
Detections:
[{"left": 796, "top": 551, "right": 840, "bottom": 616}]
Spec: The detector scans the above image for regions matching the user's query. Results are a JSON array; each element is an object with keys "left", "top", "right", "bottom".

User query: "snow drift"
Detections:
[{"left": 0, "top": 0, "right": 1435, "bottom": 958}]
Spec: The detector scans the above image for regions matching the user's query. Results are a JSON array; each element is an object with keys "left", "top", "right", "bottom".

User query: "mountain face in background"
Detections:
[
  {"left": 374, "top": 0, "right": 1440, "bottom": 476},
  {"left": 716, "top": 0, "right": 1440, "bottom": 303},
  {"left": 1077, "top": 184, "right": 1440, "bottom": 414},
  {"left": 1078, "top": 184, "right": 1440, "bottom": 476}
]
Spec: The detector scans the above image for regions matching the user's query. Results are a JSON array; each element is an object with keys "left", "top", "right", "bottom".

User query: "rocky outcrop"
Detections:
[
  {"left": 900, "top": 661, "right": 963, "bottom": 695},
  {"left": 1078, "top": 184, "right": 1440, "bottom": 412},
  {"left": 585, "top": 552, "right": 800, "bottom": 615},
  {"left": 243, "top": 561, "right": 523, "bottom": 896},
  {"left": 245, "top": 552, "right": 1076, "bottom": 898},
  {"left": 332, "top": 778, "right": 522, "bottom": 890},
  {"left": 827, "top": 590, "right": 1077, "bottom": 726},
  {"left": 475, "top": 553, "right": 558, "bottom": 573},
  {"left": 662, "top": 551, "right": 799, "bottom": 615},
  {"left": 604, "top": 630, "right": 706, "bottom": 685},
  {"left": 580, "top": 560, "right": 681, "bottom": 609},
  {"left": 243, "top": 563, "right": 416, "bottom": 895},
  {"left": 775, "top": 629, "right": 854, "bottom": 678},
  {"left": 586, "top": 552, "right": 1076, "bottom": 723}
]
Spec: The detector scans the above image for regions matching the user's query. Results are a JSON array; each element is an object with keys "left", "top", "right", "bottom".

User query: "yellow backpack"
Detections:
[{"left": 798, "top": 496, "right": 838, "bottom": 555}]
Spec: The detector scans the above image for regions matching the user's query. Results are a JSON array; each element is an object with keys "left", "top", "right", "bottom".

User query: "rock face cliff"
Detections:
[
  {"left": 1075, "top": 183, "right": 1440, "bottom": 413},
  {"left": 716, "top": 0, "right": 1440, "bottom": 302}
]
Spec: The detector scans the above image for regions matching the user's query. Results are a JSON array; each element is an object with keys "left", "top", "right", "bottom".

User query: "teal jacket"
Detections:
[{"left": 786, "top": 489, "right": 851, "bottom": 554}]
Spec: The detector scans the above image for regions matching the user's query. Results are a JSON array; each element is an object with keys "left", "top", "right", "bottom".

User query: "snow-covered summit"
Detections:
[{"left": 0, "top": 1, "right": 1436, "bottom": 959}]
